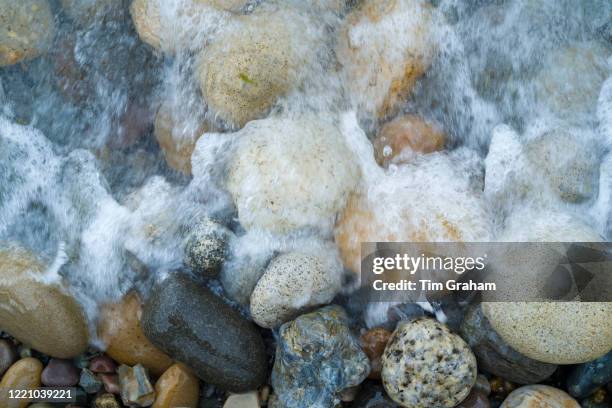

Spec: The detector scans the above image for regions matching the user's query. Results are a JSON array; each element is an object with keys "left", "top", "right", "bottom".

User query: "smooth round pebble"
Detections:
[
  {"left": 500, "top": 385, "right": 579, "bottom": 408},
  {"left": 381, "top": 318, "right": 477, "bottom": 408},
  {"left": 0, "top": 358, "right": 43, "bottom": 408},
  {"left": 184, "top": 218, "right": 230, "bottom": 277},
  {"left": 41, "top": 358, "right": 79, "bottom": 387}
]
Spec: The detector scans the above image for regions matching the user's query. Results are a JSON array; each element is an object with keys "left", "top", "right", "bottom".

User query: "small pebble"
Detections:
[
  {"left": 567, "top": 351, "right": 612, "bottom": 398},
  {"left": 223, "top": 392, "right": 260, "bottom": 408},
  {"left": 118, "top": 364, "right": 156, "bottom": 407},
  {"left": 152, "top": 363, "right": 199, "bottom": 408},
  {"left": 41, "top": 358, "right": 79, "bottom": 387},
  {"left": 100, "top": 373, "right": 120, "bottom": 394},
  {"left": 90, "top": 355, "right": 118, "bottom": 374},
  {"left": 0, "top": 339, "right": 17, "bottom": 377},
  {"left": 456, "top": 389, "right": 491, "bottom": 408},
  {"left": 474, "top": 374, "right": 491, "bottom": 396},
  {"left": 94, "top": 393, "right": 121, "bottom": 408},
  {"left": 500, "top": 385, "right": 579, "bottom": 408},
  {"left": 0, "top": 357, "right": 43, "bottom": 408},
  {"left": 185, "top": 218, "right": 230, "bottom": 278},
  {"left": 360, "top": 328, "right": 392, "bottom": 380},
  {"left": 79, "top": 368, "right": 102, "bottom": 394}
]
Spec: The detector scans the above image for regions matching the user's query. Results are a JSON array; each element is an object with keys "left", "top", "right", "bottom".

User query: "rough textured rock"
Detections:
[
  {"left": 567, "top": 351, "right": 612, "bottom": 399},
  {"left": 152, "top": 363, "right": 199, "bottom": 408},
  {"left": 0, "top": 245, "right": 89, "bottom": 358},
  {"left": 459, "top": 303, "right": 557, "bottom": 384},
  {"left": 98, "top": 292, "right": 173, "bottom": 376},
  {"left": 482, "top": 302, "right": 612, "bottom": 365},
  {"left": 227, "top": 116, "right": 359, "bottom": 234},
  {"left": 272, "top": 306, "right": 370, "bottom": 408},
  {"left": 0, "top": 0, "right": 55, "bottom": 66},
  {"left": 359, "top": 328, "right": 392, "bottom": 380},
  {"left": 381, "top": 318, "right": 477, "bottom": 408},
  {"left": 197, "top": 9, "right": 319, "bottom": 128},
  {"left": 373, "top": 115, "right": 445, "bottom": 167},
  {"left": 94, "top": 393, "right": 121, "bottom": 408},
  {"left": 336, "top": 0, "right": 438, "bottom": 122},
  {"left": 117, "top": 364, "right": 156, "bottom": 407},
  {"left": 154, "top": 101, "right": 209, "bottom": 175},
  {"left": 79, "top": 368, "right": 103, "bottom": 394},
  {"left": 142, "top": 273, "right": 267, "bottom": 391},
  {"left": 41, "top": 358, "right": 80, "bottom": 387},
  {"left": 500, "top": 385, "right": 579, "bottom": 408},
  {"left": 89, "top": 355, "right": 118, "bottom": 373},
  {"left": 0, "top": 358, "right": 43, "bottom": 408},
  {"left": 535, "top": 41, "right": 609, "bottom": 125},
  {"left": 184, "top": 218, "right": 230, "bottom": 278},
  {"left": 250, "top": 252, "right": 340, "bottom": 328}
]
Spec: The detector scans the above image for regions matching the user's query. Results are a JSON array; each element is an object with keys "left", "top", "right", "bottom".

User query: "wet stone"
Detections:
[
  {"left": 271, "top": 305, "right": 370, "bottom": 408},
  {"left": 459, "top": 303, "right": 557, "bottom": 384},
  {"left": 100, "top": 373, "right": 120, "bottom": 395},
  {"left": 359, "top": 328, "right": 392, "bottom": 380},
  {"left": 117, "top": 364, "right": 156, "bottom": 407},
  {"left": 41, "top": 358, "right": 80, "bottom": 387},
  {"left": 184, "top": 218, "right": 230, "bottom": 278},
  {"left": 500, "top": 385, "right": 579, "bottom": 408},
  {"left": 79, "top": 368, "right": 103, "bottom": 394},
  {"left": 567, "top": 351, "right": 612, "bottom": 399},
  {"left": 0, "top": 339, "right": 17, "bottom": 377}
]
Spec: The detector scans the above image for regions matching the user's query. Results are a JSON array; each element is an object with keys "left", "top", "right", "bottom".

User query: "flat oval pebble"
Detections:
[
  {"left": 98, "top": 292, "right": 173, "bottom": 376},
  {"left": 381, "top": 318, "right": 477, "bottom": 408},
  {"left": 500, "top": 385, "right": 579, "bottom": 408},
  {"left": 152, "top": 363, "right": 199, "bottom": 408},
  {"left": 0, "top": 358, "right": 43, "bottom": 408}
]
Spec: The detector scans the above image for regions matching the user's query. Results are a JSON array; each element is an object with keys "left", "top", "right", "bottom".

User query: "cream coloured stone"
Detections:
[{"left": 500, "top": 385, "right": 580, "bottom": 408}]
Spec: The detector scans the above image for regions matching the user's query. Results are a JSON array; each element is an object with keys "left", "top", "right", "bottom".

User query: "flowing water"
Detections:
[{"left": 0, "top": 0, "right": 611, "bottom": 332}]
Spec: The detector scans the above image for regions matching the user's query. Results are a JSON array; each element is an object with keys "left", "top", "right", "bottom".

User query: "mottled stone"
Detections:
[
  {"left": 0, "top": 358, "right": 43, "bottom": 408},
  {"left": 94, "top": 393, "right": 121, "bottom": 408},
  {"left": 118, "top": 364, "right": 156, "bottom": 407},
  {"left": 89, "top": 355, "right": 118, "bottom": 374},
  {"left": 482, "top": 302, "right": 612, "bottom": 364},
  {"left": 0, "top": 0, "right": 55, "bottom": 66},
  {"left": 0, "top": 339, "right": 17, "bottom": 377},
  {"left": 0, "top": 245, "right": 89, "bottom": 358},
  {"left": 381, "top": 318, "right": 477, "bottom": 408},
  {"left": 98, "top": 292, "right": 173, "bottom": 376},
  {"left": 142, "top": 274, "right": 267, "bottom": 392},
  {"left": 100, "top": 373, "right": 120, "bottom": 395},
  {"left": 272, "top": 306, "right": 370, "bottom": 408},
  {"left": 250, "top": 252, "right": 340, "bottom": 328},
  {"left": 41, "top": 358, "right": 79, "bottom": 387},
  {"left": 223, "top": 392, "right": 260, "bottom": 408},
  {"left": 500, "top": 385, "right": 579, "bottom": 408},
  {"left": 152, "top": 363, "right": 199, "bottom": 408},
  {"left": 336, "top": 0, "right": 438, "bottom": 121},
  {"left": 567, "top": 351, "right": 612, "bottom": 398},
  {"left": 360, "top": 328, "right": 392, "bottom": 380},
  {"left": 185, "top": 218, "right": 230, "bottom": 278},
  {"left": 459, "top": 304, "right": 557, "bottom": 384},
  {"left": 227, "top": 116, "right": 359, "bottom": 234},
  {"left": 79, "top": 368, "right": 103, "bottom": 394},
  {"left": 197, "top": 9, "right": 318, "bottom": 128},
  {"left": 373, "top": 115, "right": 445, "bottom": 167}
]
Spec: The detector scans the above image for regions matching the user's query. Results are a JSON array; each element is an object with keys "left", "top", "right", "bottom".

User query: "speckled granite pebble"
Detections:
[
  {"left": 500, "top": 385, "right": 579, "bottom": 408},
  {"left": 184, "top": 218, "right": 230, "bottom": 278},
  {"left": 381, "top": 318, "right": 477, "bottom": 408}
]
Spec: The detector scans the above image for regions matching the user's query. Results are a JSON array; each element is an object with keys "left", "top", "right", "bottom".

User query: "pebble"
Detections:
[
  {"left": 0, "top": 339, "right": 17, "bottom": 377},
  {"left": 41, "top": 358, "right": 80, "bottom": 387},
  {"left": 500, "top": 385, "right": 579, "bottom": 408},
  {"left": 0, "top": 245, "right": 89, "bottom": 358},
  {"left": 336, "top": 0, "right": 438, "bottom": 122},
  {"left": 152, "top": 363, "right": 199, "bottom": 408},
  {"left": 373, "top": 115, "right": 445, "bottom": 167},
  {"left": 94, "top": 393, "right": 121, "bottom": 408},
  {"left": 98, "top": 292, "right": 173, "bottom": 376},
  {"left": 0, "top": 0, "right": 55, "bottom": 66},
  {"left": 89, "top": 355, "right": 118, "bottom": 374},
  {"left": 100, "top": 373, "right": 120, "bottom": 395},
  {"left": 359, "top": 328, "right": 392, "bottom": 380},
  {"left": 271, "top": 306, "right": 370, "bottom": 408},
  {"left": 250, "top": 252, "right": 340, "bottom": 328},
  {"left": 197, "top": 9, "right": 318, "bottom": 128},
  {"left": 482, "top": 302, "right": 612, "bottom": 364},
  {"left": 381, "top": 318, "right": 477, "bottom": 408},
  {"left": 350, "top": 381, "right": 398, "bottom": 408},
  {"left": 459, "top": 304, "right": 557, "bottom": 384},
  {"left": 79, "top": 368, "right": 103, "bottom": 394},
  {"left": 0, "top": 358, "right": 43, "bottom": 408},
  {"left": 184, "top": 218, "right": 230, "bottom": 278},
  {"left": 567, "top": 351, "right": 612, "bottom": 398},
  {"left": 142, "top": 273, "right": 268, "bottom": 392},
  {"left": 456, "top": 389, "right": 491, "bottom": 408},
  {"left": 223, "top": 392, "right": 260, "bottom": 408},
  {"left": 118, "top": 364, "right": 156, "bottom": 407},
  {"left": 226, "top": 115, "right": 359, "bottom": 234}
]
